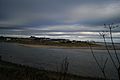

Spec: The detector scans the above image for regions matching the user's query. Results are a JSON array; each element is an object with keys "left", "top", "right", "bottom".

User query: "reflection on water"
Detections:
[{"left": 0, "top": 42, "right": 120, "bottom": 79}]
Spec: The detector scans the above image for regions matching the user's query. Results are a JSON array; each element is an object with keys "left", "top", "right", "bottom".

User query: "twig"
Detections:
[{"left": 88, "top": 41, "right": 107, "bottom": 79}]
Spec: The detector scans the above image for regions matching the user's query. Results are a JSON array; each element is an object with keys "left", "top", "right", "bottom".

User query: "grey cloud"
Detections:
[{"left": 0, "top": 0, "right": 120, "bottom": 31}]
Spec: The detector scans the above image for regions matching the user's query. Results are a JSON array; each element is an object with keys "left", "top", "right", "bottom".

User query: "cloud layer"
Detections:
[{"left": 0, "top": 0, "right": 120, "bottom": 42}]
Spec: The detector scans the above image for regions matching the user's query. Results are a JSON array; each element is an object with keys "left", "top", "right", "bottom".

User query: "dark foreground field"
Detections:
[{"left": 0, "top": 60, "right": 107, "bottom": 80}]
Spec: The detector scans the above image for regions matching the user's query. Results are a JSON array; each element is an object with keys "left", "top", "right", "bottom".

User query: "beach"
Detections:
[
  {"left": 19, "top": 43, "right": 106, "bottom": 49},
  {"left": 19, "top": 43, "right": 120, "bottom": 50}
]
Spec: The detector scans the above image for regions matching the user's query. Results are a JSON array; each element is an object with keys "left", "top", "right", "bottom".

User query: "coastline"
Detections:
[
  {"left": 19, "top": 43, "right": 108, "bottom": 50},
  {"left": 19, "top": 44, "right": 89, "bottom": 49},
  {"left": 1, "top": 42, "right": 119, "bottom": 50},
  {"left": 19, "top": 43, "right": 120, "bottom": 50}
]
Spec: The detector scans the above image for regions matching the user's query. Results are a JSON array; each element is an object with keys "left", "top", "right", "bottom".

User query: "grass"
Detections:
[{"left": 0, "top": 60, "right": 108, "bottom": 80}]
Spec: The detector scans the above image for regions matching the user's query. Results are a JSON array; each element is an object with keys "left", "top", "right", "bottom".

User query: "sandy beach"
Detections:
[
  {"left": 19, "top": 43, "right": 120, "bottom": 50},
  {"left": 19, "top": 43, "right": 108, "bottom": 50},
  {"left": 19, "top": 44, "right": 89, "bottom": 49}
]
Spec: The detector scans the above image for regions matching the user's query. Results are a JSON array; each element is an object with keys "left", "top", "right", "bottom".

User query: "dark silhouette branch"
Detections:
[
  {"left": 99, "top": 32, "right": 117, "bottom": 70},
  {"left": 104, "top": 24, "right": 120, "bottom": 65},
  {"left": 88, "top": 41, "right": 107, "bottom": 79},
  {"left": 59, "top": 57, "right": 69, "bottom": 80},
  {"left": 101, "top": 23, "right": 120, "bottom": 80}
]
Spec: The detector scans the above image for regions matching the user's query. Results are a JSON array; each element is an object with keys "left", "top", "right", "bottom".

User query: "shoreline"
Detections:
[
  {"left": 1, "top": 42, "right": 120, "bottom": 50},
  {"left": 19, "top": 43, "right": 120, "bottom": 50},
  {"left": 19, "top": 44, "right": 89, "bottom": 49}
]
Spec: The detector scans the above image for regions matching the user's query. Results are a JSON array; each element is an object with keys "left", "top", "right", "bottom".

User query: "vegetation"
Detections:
[
  {"left": 88, "top": 23, "right": 119, "bottom": 80},
  {"left": 0, "top": 58, "right": 107, "bottom": 80},
  {"left": 0, "top": 36, "right": 98, "bottom": 47}
]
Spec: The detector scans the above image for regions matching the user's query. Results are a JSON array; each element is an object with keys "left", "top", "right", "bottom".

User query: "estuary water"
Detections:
[{"left": 0, "top": 42, "right": 120, "bottom": 79}]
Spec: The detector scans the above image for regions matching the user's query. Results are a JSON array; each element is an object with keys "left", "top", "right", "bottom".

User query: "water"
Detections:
[{"left": 0, "top": 42, "right": 120, "bottom": 79}]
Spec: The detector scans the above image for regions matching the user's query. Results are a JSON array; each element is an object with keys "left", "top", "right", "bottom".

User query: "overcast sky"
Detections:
[{"left": 0, "top": 0, "right": 120, "bottom": 42}]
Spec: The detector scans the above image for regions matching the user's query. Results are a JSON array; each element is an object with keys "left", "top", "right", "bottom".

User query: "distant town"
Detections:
[{"left": 0, "top": 36, "right": 96, "bottom": 47}]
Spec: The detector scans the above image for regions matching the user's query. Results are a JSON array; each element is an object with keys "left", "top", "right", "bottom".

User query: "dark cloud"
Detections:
[
  {"left": 0, "top": 0, "right": 120, "bottom": 42},
  {"left": 0, "top": 26, "right": 22, "bottom": 29}
]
